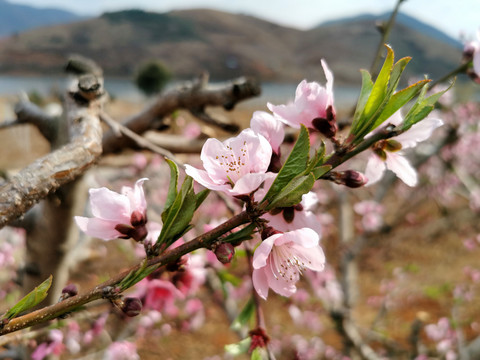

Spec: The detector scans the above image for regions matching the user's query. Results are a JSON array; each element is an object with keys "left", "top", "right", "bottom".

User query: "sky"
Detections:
[{"left": 6, "top": 0, "right": 480, "bottom": 41}]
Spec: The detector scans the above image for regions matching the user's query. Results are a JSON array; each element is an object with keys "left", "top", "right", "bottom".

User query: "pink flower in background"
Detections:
[
  {"left": 267, "top": 60, "right": 335, "bottom": 129},
  {"left": 365, "top": 116, "right": 443, "bottom": 187},
  {"left": 353, "top": 200, "right": 384, "bottom": 232},
  {"left": 250, "top": 111, "right": 285, "bottom": 154},
  {"left": 185, "top": 128, "right": 272, "bottom": 196},
  {"left": 75, "top": 178, "right": 148, "bottom": 241},
  {"left": 31, "top": 330, "right": 65, "bottom": 360},
  {"left": 133, "top": 278, "right": 184, "bottom": 316},
  {"left": 252, "top": 228, "right": 325, "bottom": 299},
  {"left": 104, "top": 341, "right": 140, "bottom": 360},
  {"left": 425, "top": 318, "right": 457, "bottom": 360}
]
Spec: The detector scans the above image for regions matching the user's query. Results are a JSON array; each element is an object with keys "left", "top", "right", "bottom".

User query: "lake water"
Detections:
[{"left": 0, "top": 75, "right": 360, "bottom": 109}]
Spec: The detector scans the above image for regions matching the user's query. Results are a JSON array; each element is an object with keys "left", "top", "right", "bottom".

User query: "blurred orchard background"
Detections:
[{"left": 0, "top": 0, "right": 480, "bottom": 359}]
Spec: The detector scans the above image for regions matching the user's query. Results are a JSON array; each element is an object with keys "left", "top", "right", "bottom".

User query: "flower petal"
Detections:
[
  {"left": 385, "top": 152, "right": 418, "bottom": 186},
  {"left": 229, "top": 173, "right": 268, "bottom": 196},
  {"left": 74, "top": 216, "right": 121, "bottom": 240},
  {"left": 395, "top": 118, "right": 443, "bottom": 148},
  {"left": 252, "top": 234, "right": 281, "bottom": 269},
  {"left": 89, "top": 187, "right": 131, "bottom": 222},
  {"left": 252, "top": 268, "right": 270, "bottom": 300},
  {"left": 250, "top": 111, "right": 285, "bottom": 154},
  {"left": 184, "top": 165, "right": 228, "bottom": 191},
  {"left": 365, "top": 154, "right": 386, "bottom": 186}
]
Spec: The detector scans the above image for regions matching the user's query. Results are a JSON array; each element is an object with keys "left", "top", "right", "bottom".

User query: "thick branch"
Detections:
[
  {"left": 102, "top": 76, "right": 260, "bottom": 153},
  {"left": 14, "top": 99, "right": 58, "bottom": 144},
  {"left": 0, "top": 90, "right": 103, "bottom": 229}
]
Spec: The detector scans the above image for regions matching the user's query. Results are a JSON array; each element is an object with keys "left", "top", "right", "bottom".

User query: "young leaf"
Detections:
[
  {"left": 261, "top": 125, "right": 310, "bottom": 205},
  {"left": 4, "top": 275, "right": 52, "bottom": 320},
  {"left": 251, "top": 347, "right": 269, "bottom": 360},
  {"left": 162, "top": 159, "right": 179, "bottom": 223},
  {"left": 312, "top": 165, "right": 332, "bottom": 179},
  {"left": 371, "top": 79, "right": 431, "bottom": 130},
  {"left": 401, "top": 81, "right": 453, "bottom": 130},
  {"left": 266, "top": 173, "right": 315, "bottom": 210},
  {"left": 351, "top": 69, "right": 374, "bottom": 132},
  {"left": 157, "top": 176, "right": 197, "bottom": 247},
  {"left": 231, "top": 297, "right": 255, "bottom": 331},
  {"left": 221, "top": 222, "right": 257, "bottom": 244},
  {"left": 119, "top": 260, "right": 158, "bottom": 291},
  {"left": 194, "top": 189, "right": 210, "bottom": 210},
  {"left": 363, "top": 45, "right": 394, "bottom": 122},
  {"left": 225, "top": 337, "right": 252, "bottom": 356}
]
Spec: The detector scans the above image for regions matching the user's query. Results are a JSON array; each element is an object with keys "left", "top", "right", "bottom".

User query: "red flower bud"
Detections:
[
  {"left": 116, "top": 297, "right": 143, "bottom": 317},
  {"left": 214, "top": 243, "right": 235, "bottom": 264},
  {"left": 339, "top": 170, "right": 367, "bottom": 188}
]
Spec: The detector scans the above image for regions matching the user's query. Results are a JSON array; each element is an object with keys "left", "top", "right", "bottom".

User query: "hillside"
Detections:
[
  {"left": 0, "top": 0, "right": 84, "bottom": 37},
  {"left": 0, "top": 8, "right": 463, "bottom": 84}
]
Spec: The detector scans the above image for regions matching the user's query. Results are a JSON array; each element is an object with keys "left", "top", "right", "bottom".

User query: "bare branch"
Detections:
[
  {"left": 100, "top": 112, "right": 184, "bottom": 169},
  {"left": 14, "top": 99, "right": 58, "bottom": 144},
  {"left": 102, "top": 76, "right": 261, "bottom": 154},
  {"left": 0, "top": 85, "right": 103, "bottom": 229}
]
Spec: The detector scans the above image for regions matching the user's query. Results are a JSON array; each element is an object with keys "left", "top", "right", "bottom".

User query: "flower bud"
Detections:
[
  {"left": 311, "top": 106, "right": 337, "bottom": 138},
  {"left": 214, "top": 243, "right": 235, "bottom": 264},
  {"left": 339, "top": 170, "right": 368, "bottom": 188},
  {"left": 328, "top": 170, "right": 367, "bottom": 188},
  {"left": 116, "top": 297, "right": 143, "bottom": 317},
  {"left": 249, "top": 327, "right": 269, "bottom": 353},
  {"left": 58, "top": 284, "right": 78, "bottom": 302}
]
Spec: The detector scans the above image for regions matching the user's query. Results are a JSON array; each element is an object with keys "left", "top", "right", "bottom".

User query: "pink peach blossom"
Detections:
[
  {"left": 252, "top": 228, "right": 325, "bottom": 299},
  {"left": 75, "top": 178, "right": 148, "bottom": 241},
  {"left": 104, "top": 341, "right": 140, "bottom": 360},
  {"left": 185, "top": 128, "right": 272, "bottom": 196},
  {"left": 365, "top": 116, "right": 443, "bottom": 187},
  {"left": 267, "top": 60, "right": 334, "bottom": 129},
  {"left": 250, "top": 110, "right": 285, "bottom": 154}
]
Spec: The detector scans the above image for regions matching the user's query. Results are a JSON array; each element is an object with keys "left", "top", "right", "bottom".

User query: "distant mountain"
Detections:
[
  {"left": 0, "top": 8, "right": 463, "bottom": 85},
  {"left": 320, "top": 11, "right": 462, "bottom": 49},
  {"left": 0, "top": 0, "right": 85, "bottom": 37}
]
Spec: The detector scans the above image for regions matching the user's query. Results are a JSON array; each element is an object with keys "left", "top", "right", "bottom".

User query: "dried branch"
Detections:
[
  {"left": 0, "top": 83, "right": 104, "bottom": 229},
  {"left": 102, "top": 76, "right": 260, "bottom": 154},
  {"left": 100, "top": 112, "right": 184, "bottom": 168},
  {"left": 14, "top": 98, "right": 59, "bottom": 144},
  {"left": 144, "top": 132, "right": 206, "bottom": 153}
]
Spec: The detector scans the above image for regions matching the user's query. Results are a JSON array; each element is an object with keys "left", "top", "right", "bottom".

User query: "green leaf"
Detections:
[
  {"left": 312, "top": 165, "right": 332, "bottom": 179},
  {"left": 161, "top": 159, "right": 179, "bottom": 223},
  {"left": 119, "top": 260, "right": 158, "bottom": 291},
  {"left": 217, "top": 270, "right": 242, "bottom": 287},
  {"left": 351, "top": 69, "right": 374, "bottom": 132},
  {"left": 225, "top": 337, "right": 251, "bottom": 356},
  {"left": 194, "top": 189, "right": 210, "bottom": 210},
  {"left": 266, "top": 173, "right": 315, "bottom": 210},
  {"left": 4, "top": 275, "right": 52, "bottom": 320},
  {"left": 363, "top": 45, "right": 394, "bottom": 122},
  {"left": 157, "top": 176, "right": 197, "bottom": 247},
  {"left": 221, "top": 222, "right": 257, "bottom": 245},
  {"left": 251, "top": 347, "right": 269, "bottom": 360},
  {"left": 402, "top": 81, "right": 453, "bottom": 130},
  {"left": 261, "top": 125, "right": 310, "bottom": 205},
  {"left": 306, "top": 141, "right": 326, "bottom": 173},
  {"left": 231, "top": 297, "right": 255, "bottom": 331},
  {"left": 371, "top": 79, "right": 431, "bottom": 130}
]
